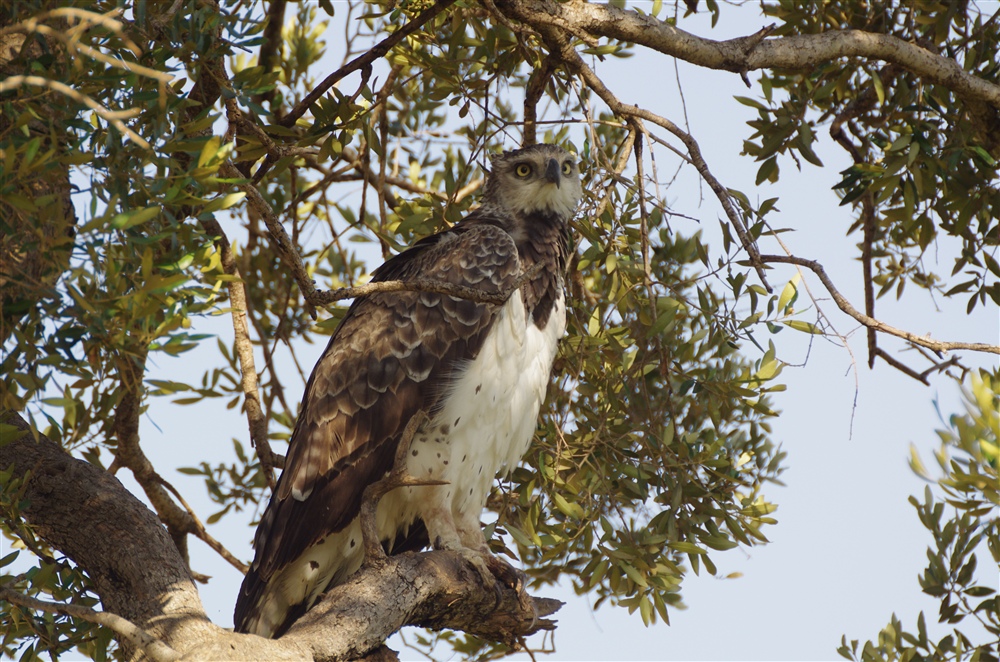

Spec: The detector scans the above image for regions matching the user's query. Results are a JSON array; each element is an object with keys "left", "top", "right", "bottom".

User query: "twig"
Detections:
[
  {"left": 156, "top": 474, "right": 250, "bottom": 574},
  {"left": 200, "top": 218, "right": 280, "bottom": 486},
  {"left": 0, "top": 585, "right": 180, "bottom": 662},
  {"left": 861, "top": 197, "right": 877, "bottom": 368},
  {"left": 760, "top": 254, "right": 999, "bottom": 355},
  {"left": 0, "top": 76, "right": 148, "bottom": 148},
  {"left": 220, "top": 163, "right": 322, "bottom": 316},
  {"left": 873, "top": 348, "right": 929, "bottom": 385},
  {"left": 279, "top": 0, "right": 459, "bottom": 128}
]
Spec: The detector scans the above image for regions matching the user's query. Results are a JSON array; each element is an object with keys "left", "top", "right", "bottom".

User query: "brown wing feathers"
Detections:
[{"left": 235, "top": 221, "right": 521, "bottom": 629}]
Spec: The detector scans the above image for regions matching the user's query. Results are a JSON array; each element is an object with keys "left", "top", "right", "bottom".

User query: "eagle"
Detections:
[{"left": 234, "top": 143, "right": 582, "bottom": 638}]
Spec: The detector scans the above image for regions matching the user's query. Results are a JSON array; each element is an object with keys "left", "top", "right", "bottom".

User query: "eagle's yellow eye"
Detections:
[
  {"left": 562, "top": 161, "right": 574, "bottom": 175},
  {"left": 515, "top": 163, "right": 532, "bottom": 177}
]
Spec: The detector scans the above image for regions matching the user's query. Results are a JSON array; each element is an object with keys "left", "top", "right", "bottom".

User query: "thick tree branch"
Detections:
[
  {"left": 498, "top": 0, "right": 1000, "bottom": 110},
  {"left": 282, "top": 551, "right": 562, "bottom": 661},
  {"left": 0, "top": 412, "right": 218, "bottom": 660},
  {"left": 760, "top": 254, "right": 1000, "bottom": 355}
]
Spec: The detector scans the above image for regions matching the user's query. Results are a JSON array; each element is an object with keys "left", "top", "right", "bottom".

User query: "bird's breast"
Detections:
[{"left": 402, "top": 288, "right": 566, "bottom": 513}]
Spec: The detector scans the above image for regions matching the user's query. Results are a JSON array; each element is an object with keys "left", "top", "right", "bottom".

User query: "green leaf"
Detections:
[
  {"left": 201, "top": 192, "right": 246, "bottom": 214},
  {"left": 552, "top": 492, "right": 585, "bottom": 519},
  {"left": 110, "top": 206, "right": 160, "bottom": 230},
  {"left": 777, "top": 273, "right": 800, "bottom": 312},
  {"left": 783, "top": 320, "right": 822, "bottom": 334},
  {"left": 0, "top": 550, "right": 19, "bottom": 568},
  {"left": 668, "top": 541, "right": 707, "bottom": 555}
]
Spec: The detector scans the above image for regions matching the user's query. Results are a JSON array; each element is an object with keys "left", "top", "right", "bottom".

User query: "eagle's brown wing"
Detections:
[{"left": 234, "top": 220, "right": 519, "bottom": 632}]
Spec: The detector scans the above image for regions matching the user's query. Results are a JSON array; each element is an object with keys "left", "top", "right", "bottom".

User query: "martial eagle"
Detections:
[{"left": 234, "top": 144, "right": 582, "bottom": 637}]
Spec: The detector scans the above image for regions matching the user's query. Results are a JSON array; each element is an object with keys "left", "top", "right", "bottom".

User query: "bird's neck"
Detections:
[{"left": 513, "top": 210, "right": 571, "bottom": 330}]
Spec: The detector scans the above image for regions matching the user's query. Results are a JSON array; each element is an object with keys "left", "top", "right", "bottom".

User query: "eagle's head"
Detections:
[{"left": 483, "top": 144, "right": 582, "bottom": 220}]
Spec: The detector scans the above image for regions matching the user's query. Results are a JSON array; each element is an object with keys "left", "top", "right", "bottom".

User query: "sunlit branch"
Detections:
[
  {"left": 0, "top": 585, "right": 180, "bottom": 662},
  {"left": 0, "top": 76, "right": 148, "bottom": 148},
  {"left": 200, "top": 218, "right": 283, "bottom": 485},
  {"left": 499, "top": 0, "right": 1000, "bottom": 110}
]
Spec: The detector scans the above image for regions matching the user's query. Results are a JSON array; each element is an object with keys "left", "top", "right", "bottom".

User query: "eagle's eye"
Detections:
[
  {"left": 561, "top": 161, "right": 574, "bottom": 176},
  {"left": 515, "top": 163, "right": 532, "bottom": 178}
]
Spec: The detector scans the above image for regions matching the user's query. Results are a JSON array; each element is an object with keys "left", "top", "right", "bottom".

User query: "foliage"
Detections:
[
  {"left": 748, "top": 0, "right": 1000, "bottom": 311},
  {"left": 0, "top": 0, "right": 996, "bottom": 659},
  {"left": 839, "top": 369, "right": 999, "bottom": 662}
]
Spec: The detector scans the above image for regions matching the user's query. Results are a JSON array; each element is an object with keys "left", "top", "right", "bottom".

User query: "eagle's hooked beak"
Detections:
[{"left": 544, "top": 158, "right": 561, "bottom": 188}]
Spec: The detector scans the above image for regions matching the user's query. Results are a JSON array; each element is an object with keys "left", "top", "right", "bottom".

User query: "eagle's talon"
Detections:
[{"left": 482, "top": 553, "right": 535, "bottom": 621}]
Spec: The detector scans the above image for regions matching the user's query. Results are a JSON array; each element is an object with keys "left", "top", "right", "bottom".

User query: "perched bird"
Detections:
[{"left": 234, "top": 143, "right": 582, "bottom": 638}]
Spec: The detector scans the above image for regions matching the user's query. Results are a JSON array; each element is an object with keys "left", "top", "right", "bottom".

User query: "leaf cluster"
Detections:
[
  {"left": 744, "top": 0, "right": 999, "bottom": 311},
  {"left": 840, "top": 369, "right": 1000, "bottom": 662}
]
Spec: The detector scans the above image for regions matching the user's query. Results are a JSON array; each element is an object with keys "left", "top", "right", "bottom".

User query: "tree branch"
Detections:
[
  {"left": 111, "top": 348, "right": 201, "bottom": 565},
  {"left": 0, "top": 585, "right": 181, "bottom": 662},
  {"left": 760, "top": 254, "right": 1000, "bottom": 355},
  {"left": 500, "top": 0, "right": 1000, "bottom": 110},
  {"left": 0, "top": 412, "right": 219, "bottom": 659},
  {"left": 200, "top": 217, "right": 282, "bottom": 485},
  {"left": 281, "top": 551, "right": 562, "bottom": 661},
  {"left": 278, "top": 0, "right": 458, "bottom": 128}
]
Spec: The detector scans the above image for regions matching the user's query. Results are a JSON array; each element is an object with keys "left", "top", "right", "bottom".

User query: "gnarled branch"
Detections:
[{"left": 496, "top": 0, "right": 1000, "bottom": 110}]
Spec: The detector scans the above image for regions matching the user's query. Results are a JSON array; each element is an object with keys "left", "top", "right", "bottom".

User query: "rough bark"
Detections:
[{"left": 493, "top": 0, "right": 1000, "bottom": 112}]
